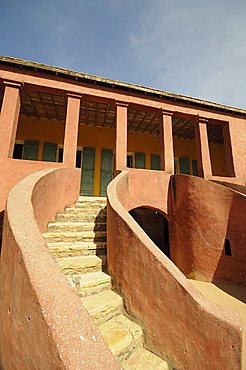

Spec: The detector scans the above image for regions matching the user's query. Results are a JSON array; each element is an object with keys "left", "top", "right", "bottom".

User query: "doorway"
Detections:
[
  {"left": 80, "top": 147, "right": 95, "bottom": 196},
  {"left": 129, "top": 207, "right": 170, "bottom": 257},
  {"left": 100, "top": 149, "right": 113, "bottom": 196}
]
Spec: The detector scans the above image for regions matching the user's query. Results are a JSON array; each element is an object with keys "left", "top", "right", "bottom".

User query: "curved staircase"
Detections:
[{"left": 42, "top": 196, "right": 170, "bottom": 369}]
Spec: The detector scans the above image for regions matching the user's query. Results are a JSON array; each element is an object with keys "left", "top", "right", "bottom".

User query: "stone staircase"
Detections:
[{"left": 42, "top": 196, "right": 170, "bottom": 369}]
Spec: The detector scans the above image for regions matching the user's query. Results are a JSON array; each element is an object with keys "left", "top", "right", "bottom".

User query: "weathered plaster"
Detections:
[
  {"left": 107, "top": 170, "right": 243, "bottom": 369},
  {"left": 0, "top": 168, "right": 118, "bottom": 370}
]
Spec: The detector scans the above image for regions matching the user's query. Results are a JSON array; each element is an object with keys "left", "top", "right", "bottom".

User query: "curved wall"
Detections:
[
  {"left": 169, "top": 175, "right": 246, "bottom": 284},
  {"left": 107, "top": 170, "right": 242, "bottom": 369},
  {"left": 0, "top": 167, "right": 118, "bottom": 370}
]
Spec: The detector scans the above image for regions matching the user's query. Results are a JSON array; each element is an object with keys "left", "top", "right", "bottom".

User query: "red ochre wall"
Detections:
[
  {"left": 107, "top": 170, "right": 242, "bottom": 369},
  {"left": 0, "top": 168, "right": 118, "bottom": 370},
  {"left": 168, "top": 175, "right": 246, "bottom": 284}
]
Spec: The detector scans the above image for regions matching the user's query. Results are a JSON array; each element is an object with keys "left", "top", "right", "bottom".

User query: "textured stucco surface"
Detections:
[
  {"left": 0, "top": 168, "right": 118, "bottom": 370},
  {"left": 169, "top": 175, "right": 246, "bottom": 284},
  {"left": 107, "top": 170, "right": 243, "bottom": 369}
]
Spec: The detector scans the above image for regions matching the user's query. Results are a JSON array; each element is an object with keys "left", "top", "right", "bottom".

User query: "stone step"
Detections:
[
  {"left": 47, "top": 241, "right": 106, "bottom": 257},
  {"left": 57, "top": 255, "right": 106, "bottom": 275},
  {"left": 122, "top": 348, "right": 170, "bottom": 369},
  {"left": 75, "top": 202, "right": 106, "bottom": 209},
  {"left": 78, "top": 196, "right": 107, "bottom": 204},
  {"left": 42, "top": 230, "right": 106, "bottom": 243},
  {"left": 98, "top": 314, "right": 143, "bottom": 363},
  {"left": 67, "top": 271, "right": 111, "bottom": 297},
  {"left": 65, "top": 206, "right": 107, "bottom": 215},
  {"left": 81, "top": 290, "right": 123, "bottom": 325},
  {"left": 56, "top": 212, "right": 107, "bottom": 222},
  {"left": 47, "top": 221, "right": 106, "bottom": 232}
]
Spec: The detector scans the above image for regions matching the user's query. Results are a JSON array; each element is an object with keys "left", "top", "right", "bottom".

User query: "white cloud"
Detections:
[{"left": 129, "top": 0, "right": 246, "bottom": 108}]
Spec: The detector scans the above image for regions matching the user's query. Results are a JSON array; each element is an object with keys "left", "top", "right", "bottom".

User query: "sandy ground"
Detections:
[{"left": 190, "top": 280, "right": 246, "bottom": 369}]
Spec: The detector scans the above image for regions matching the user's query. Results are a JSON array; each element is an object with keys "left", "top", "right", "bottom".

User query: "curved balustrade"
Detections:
[
  {"left": 107, "top": 169, "right": 243, "bottom": 369},
  {"left": 0, "top": 167, "right": 117, "bottom": 370}
]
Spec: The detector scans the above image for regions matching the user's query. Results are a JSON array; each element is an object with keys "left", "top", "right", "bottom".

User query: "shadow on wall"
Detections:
[
  {"left": 0, "top": 210, "right": 4, "bottom": 255},
  {"left": 167, "top": 175, "right": 246, "bottom": 286},
  {"left": 214, "top": 190, "right": 246, "bottom": 284},
  {"left": 129, "top": 207, "right": 170, "bottom": 258}
]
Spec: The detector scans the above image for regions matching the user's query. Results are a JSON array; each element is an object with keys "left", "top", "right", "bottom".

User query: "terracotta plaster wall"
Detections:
[
  {"left": 107, "top": 170, "right": 242, "bottom": 369},
  {"left": 229, "top": 118, "right": 246, "bottom": 179},
  {"left": 1, "top": 65, "right": 246, "bottom": 181},
  {"left": 168, "top": 175, "right": 246, "bottom": 285},
  {"left": 0, "top": 168, "right": 118, "bottom": 370},
  {"left": 0, "top": 158, "right": 67, "bottom": 213}
]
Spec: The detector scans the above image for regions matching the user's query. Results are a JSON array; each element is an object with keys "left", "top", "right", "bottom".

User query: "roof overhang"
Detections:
[{"left": 0, "top": 55, "right": 245, "bottom": 117}]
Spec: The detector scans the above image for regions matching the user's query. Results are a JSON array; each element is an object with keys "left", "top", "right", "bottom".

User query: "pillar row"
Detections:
[
  {"left": 160, "top": 110, "right": 174, "bottom": 174},
  {"left": 63, "top": 93, "right": 82, "bottom": 167},
  {"left": 115, "top": 101, "right": 128, "bottom": 171},
  {"left": 0, "top": 80, "right": 21, "bottom": 159},
  {"left": 195, "top": 117, "right": 212, "bottom": 178}
]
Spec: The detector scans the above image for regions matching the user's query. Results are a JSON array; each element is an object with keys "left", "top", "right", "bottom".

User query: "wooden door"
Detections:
[
  {"left": 81, "top": 147, "right": 95, "bottom": 196},
  {"left": 100, "top": 149, "right": 113, "bottom": 196}
]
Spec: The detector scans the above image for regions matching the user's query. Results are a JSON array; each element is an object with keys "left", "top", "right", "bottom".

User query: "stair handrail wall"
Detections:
[
  {"left": 0, "top": 167, "right": 118, "bottom": 370},
  {"left": 107, "top": 169, "right": 242, "bottom": 370}
]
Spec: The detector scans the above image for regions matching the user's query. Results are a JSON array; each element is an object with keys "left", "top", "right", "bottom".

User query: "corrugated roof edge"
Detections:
[{"left": 0, "top": 55, "right": 245, "bottom": 117}]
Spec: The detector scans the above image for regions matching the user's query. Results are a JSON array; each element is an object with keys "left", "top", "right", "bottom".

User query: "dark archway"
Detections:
[{"left": 129, "top": 207, "right": 170, "bottom": 258}]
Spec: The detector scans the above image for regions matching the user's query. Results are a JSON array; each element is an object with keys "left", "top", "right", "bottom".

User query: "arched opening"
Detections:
[{"left": 129, "top": 207, "right": 170, "bottom": 257}]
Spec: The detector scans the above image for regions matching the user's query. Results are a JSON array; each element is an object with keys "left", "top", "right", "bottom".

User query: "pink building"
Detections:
[{"left": 0, "top": 56, "right": 245, "bottom": 369}]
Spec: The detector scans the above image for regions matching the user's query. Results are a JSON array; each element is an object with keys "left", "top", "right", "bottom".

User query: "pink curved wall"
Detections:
[
  {"left": 107, "top": 170, "right": 242, "bottom": 369},
  {"left": 0, "top": 168, "right": 118, "bottom": 370},
  {"left": 169, "top": 175, "right": 246, "bottom": 284},
  {"left": 0, "top": 158, "right": 68, "bottom": 213}
]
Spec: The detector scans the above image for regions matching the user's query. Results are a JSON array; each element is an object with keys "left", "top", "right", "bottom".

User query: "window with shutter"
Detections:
[
  {"left": 135, "top": 152, "right": 146, "bottom": 169},
  {"left": 23, "top": 141, "right": 39, "bottom": 160},
  {"left": 151, "top": 154, "right": 161, "bottom": 170},
  {"left": 42, "top": 143, "right": 57, "bottom": 162}
]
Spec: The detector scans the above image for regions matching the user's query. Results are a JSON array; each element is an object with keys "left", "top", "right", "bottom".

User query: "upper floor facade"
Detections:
[{"left": 0, "top": 56, "right": 245, "bottom": 204}]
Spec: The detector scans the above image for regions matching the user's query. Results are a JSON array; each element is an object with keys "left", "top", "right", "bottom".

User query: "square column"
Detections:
[
  {"left": 0, "top": 80, "right": 21, "bottom": 159},
  {"left": 115, "top": 101, "right": 128, "bottom": 171},
  {"left": 222, "top": 122, "right": 235, "bottom": 177},
  {"left": 160, "top": 110, "right": 174, "bottom": 173},
  {"left": 195, "top": 117, "right": 212, "bottom": 178},
  {"left": 63, "top": 93, "right": 82, "bottom": 167}
]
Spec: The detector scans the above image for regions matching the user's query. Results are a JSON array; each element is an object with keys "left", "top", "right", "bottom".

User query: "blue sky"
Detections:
[{"left": 1, "top": 0, "right": 246, "bottom": 108}]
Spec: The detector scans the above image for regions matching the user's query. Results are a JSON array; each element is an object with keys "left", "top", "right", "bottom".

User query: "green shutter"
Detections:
[
  {"left": 135, "top": 152, "right": 146, "bottom": 169},
  {"left": 23, "top": 140, "right": 38, "bottom": 160},
  {"left": 151, "top": 154, "right": 161, "bottom": 170},
  {"left": 179, "top": 157, "right": 190, "bottom": 174},
  {"left": 81, "top": 147, "right": 95, "bottom": 196},
  {"left": 192, "top": 159, "right": 198, "bottom": 176},
  {"left": 100, "top": 149, "right": 113, "bottom": 196},
  {"left": 42, "top": 143, "right": 57, "bottom": 162}
]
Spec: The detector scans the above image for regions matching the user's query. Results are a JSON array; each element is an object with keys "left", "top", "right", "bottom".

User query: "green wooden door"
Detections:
[
  {"left": 151, "top": 154, "right": 161, "bottom": 170},
  {"left": 192, "top": 159, "right": 198, "bottom": 176},
  {"left": 100, "top": 149, "right": 113, "bottom": 196},
  {"left": 81, "top": 147, "right": 95, "bottom": 196},
  {"left": 23, "top": 140, "right": 38, "bottom": 160},
  {"left": 135, "top": 152, "right": 146, "bottom": 168},
  {"left": 42, "top": 143, "right": 57, "bottom": 162},
  {"left": 179, "top": 157, "right": 190, "bottom": 174}
]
